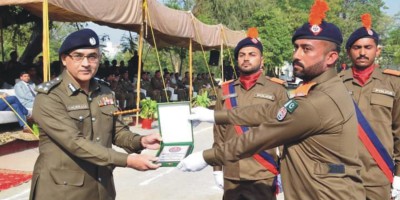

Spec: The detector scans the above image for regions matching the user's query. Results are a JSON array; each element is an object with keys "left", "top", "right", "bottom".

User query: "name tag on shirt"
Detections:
[
  {"left": 372, "top": 88, "right": 395, "bottom": 97},
  {"left": 254, "top": 93, "right": 275, "bottom": 101},
  {"left": 67, "top": 104, "right": 89, "bottom": 111}
]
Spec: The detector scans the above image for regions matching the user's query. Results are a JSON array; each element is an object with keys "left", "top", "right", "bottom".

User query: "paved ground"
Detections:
[{"left": 0, "top": 121, "right": 283, "bottom": 200}]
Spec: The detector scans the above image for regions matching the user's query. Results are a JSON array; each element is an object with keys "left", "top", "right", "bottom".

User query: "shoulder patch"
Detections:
[
  {"left": 383, "top": 69, "right": 400, "bottom": 77},
  {"left": 284, "top": 99, "right": 298, "bottom": 113},
  {"left": 267, "top": 77, "right": 286, "bottom": 85},
  {"left": 276, "top": 99, "right": 299, "bottom": 121},
  {"left": 294, "top": 82, "right": 317, "bottom": 97},
  {"left": 35, "top": 77, "right": 62, "bottom": 94}
]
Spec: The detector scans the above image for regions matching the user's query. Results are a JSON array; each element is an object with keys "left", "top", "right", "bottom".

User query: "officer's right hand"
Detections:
[
  {"left": 126, "top": 153, "right": 161, "bottom": 171},
  {"left": 392, "top": 176, "right": 400, "bottom": 198},
  {"left": 213, "top": 171, "right": 224, "bottom": 189},
  {"left": 188, "top": 107, "right": 215, "bottom": 123}
]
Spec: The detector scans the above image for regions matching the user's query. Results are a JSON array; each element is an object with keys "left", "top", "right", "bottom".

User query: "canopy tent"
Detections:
[
  {"left": 1, "top": 0, "right": 245, "bottom": 124},
  {"left": 0, "top": 0, "right": 246, "bottom": 50}
]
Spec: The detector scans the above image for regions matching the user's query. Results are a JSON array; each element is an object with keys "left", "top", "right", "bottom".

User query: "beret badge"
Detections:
[
  {"left": 308, "top": 0, "right": 329, "bottom": 36},
  {"left": 310, "top": 25, "right": 322, "bottom": 35},
  {"left": 89, "top": 37, "right": 97, "bottom": 45}
]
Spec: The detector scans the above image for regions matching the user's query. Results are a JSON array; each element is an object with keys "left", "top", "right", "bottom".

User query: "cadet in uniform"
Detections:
[
  {"left": 30, "top": 29, "right": 161, "bottom": 200},
  {"left": 339, "top": 13, "right": 400, "bottom": 200},
  {"left": 178, "top": 1, "right": 366, "bottom": 199},
  {"left": 213, "top": 28, "right": 288, "bottom": 200}
]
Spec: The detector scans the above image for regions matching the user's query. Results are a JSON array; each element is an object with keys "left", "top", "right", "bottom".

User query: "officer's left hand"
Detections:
[
  {"left": 141, "top": 133, "right": 162, "bottom": 150},
  {"left": 392, "top": 176, "right": 400, "bottom": 198},
  {"left": 177, "top": 151, "right": 208, "bottom": 172}
]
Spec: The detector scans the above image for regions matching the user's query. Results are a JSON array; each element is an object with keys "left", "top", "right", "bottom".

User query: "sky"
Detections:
[{"left": 87, "top": 0, "right": 400, "bottom": 46}]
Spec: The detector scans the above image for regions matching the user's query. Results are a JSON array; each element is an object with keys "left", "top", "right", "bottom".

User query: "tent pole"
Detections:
[
  {"left": 0, "top": 18, "right": 4, "bottom": 63},
  {"left": 42, "top": 0, "right": 50, "bottom": 82},
  {"left": 189, "top": 38, "right": 193, "bottom": 103},
  {"left": 220, "top": 42, "right": 224, "bottom": 82},
  {"left": 135, "top": 0, "right": 146, "bottom": 127}
]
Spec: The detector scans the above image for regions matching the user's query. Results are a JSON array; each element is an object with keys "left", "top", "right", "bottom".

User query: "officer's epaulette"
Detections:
[
  {"left": 266, "top": 76, "right": 286, "bottom": 85},
  {"left": 35, "top": 76, "right": 62, "bottom": 94},
  {"left": 383, "top": 69, "right": 400, "bottom": 77},
  {"left": 94, "top": 77, "right": 111, "bottom": 86},
  {"left": 293, "top": 82, "right": 317, "bottom": 97}
]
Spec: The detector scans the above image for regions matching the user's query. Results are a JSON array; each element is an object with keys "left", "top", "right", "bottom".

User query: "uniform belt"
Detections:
[{"left": 328, "top": 164, "right": 345, "bottom": 174}]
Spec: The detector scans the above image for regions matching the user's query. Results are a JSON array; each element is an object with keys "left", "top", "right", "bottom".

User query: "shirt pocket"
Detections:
[
  {"left": 100, "top": 105, "right": 117, "bottom": 119},
  {"left": 50, "top": 169, "right": 84, "bottom": 187},
  {"left": 67, "top": 109, "right": 90, "bottom": 131},
  {"left": 370, "top": 92, "right": 394, "bottom": 108},
  {"left": 99, "top": 105, "right": 118, "bottom": 133}
]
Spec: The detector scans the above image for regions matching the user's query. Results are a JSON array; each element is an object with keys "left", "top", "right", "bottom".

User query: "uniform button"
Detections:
[
  {"left": 63, "top": 181, "right": 67, "bottom": 185},
  {"left": 79, "top": 116, "right": 84, "bottom": 121},
  {"left": 96, "top": 137, "right": 100, "bottom": 141},
  {"left": 98, "top": 178, "right": 102, "bottom": 182},
  {"left": 91, "top": 117, "right": 96, "bottom": 121},
  {"left": 88, "top": 97, "right": 92, "bottom": 101}
]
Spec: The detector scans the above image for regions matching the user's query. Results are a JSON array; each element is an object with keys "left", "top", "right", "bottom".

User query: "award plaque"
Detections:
[{"left": 156, "top": 102, "right": 193, "bottom": 167}]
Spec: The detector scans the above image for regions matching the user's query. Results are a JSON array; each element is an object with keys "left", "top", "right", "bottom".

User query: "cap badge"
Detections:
[
  {"left": 310, "top": 25, "right": 322, "bottom": 35},
  {"left": 89, "top": 37, "right": 96, "bottom": 46},
  {"left": 367, "top": 29, "right": 373, "bottom": 36}
]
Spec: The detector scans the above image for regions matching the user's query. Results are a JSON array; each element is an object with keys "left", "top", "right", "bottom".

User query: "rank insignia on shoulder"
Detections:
[
  {"left": 276, "top": 107, "right": 288, "bottom": 121},
  {"left": 284, "top": 99, "right": 298, "bottom": 113},
  {"left": 35, "top": 77, "right": 62, "bottom": 94}
]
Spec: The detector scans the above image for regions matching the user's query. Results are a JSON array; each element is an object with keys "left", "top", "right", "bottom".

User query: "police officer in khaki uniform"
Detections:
[
  {"left": 212, "top": 28, "right": 288, "bottom": 200},
  {"left": 178, "top": 1, "right": 366, "bottom": 199},
  {"left": 118, "top": 69, "right": 135, "bottom": 109},
  {"left": 150, "top": 70, "right": 170, "bottom": 102},
  {"left": 339, "top": 14, "right": 400, "bottom": 200},
  {"left": 30, "top": 29, "right": 161, "bottom": 200}
]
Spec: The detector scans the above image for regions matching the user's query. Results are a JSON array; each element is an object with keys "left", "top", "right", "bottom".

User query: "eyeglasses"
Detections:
[{"left": 67, "top": 54, "right": 99, "bottom": 63}]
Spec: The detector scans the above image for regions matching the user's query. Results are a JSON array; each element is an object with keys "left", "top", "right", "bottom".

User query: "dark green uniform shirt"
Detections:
[{"left": 30, "top": 71, "right": 144, "bottom": 200}]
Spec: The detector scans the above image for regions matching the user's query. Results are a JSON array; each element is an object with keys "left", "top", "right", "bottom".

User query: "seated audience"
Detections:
[
  {"left": 14, "top": 71, "right": 36, "bottom": 108},
  {"left": 0, "top": 92, "right": 32, "bottom": 133}
]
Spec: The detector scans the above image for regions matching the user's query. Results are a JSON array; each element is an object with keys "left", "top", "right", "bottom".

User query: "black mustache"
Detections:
[
  {"left": 292, "top": 60, "right": 304, "bottom": 68},
  {"left": 356, "top": 55, "right": 369, "bottom": 60}
]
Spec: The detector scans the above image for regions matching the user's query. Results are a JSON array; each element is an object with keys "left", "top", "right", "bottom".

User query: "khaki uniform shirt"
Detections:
[
  {"left": 151, "top": 77, "right": 165, "bottom": 90},
  {"left": 214, "top": 75, "right": 288, "bottom": 180},
  {"left": 141, "top": 79, "right": 152, "bottom": 96},
  {"left": 30, "top": 71, "right": 144, "bottom": 200},
  {"left": 339, "top": 68, "right": 400, "bottom": 186},
  {"left": 119, "top": 78, "right": 134, "bottom": 93},
  {"left": 204, "top": 68, "right": 365, "bottom": 200}
]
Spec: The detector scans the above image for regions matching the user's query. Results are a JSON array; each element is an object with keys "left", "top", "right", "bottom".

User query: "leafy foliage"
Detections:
[
  {"left": 191, "top": 91, "right": 211, "bottom": 108},
  {"left": 139, "top": 99, "right": 158, "bottom": 119}
]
